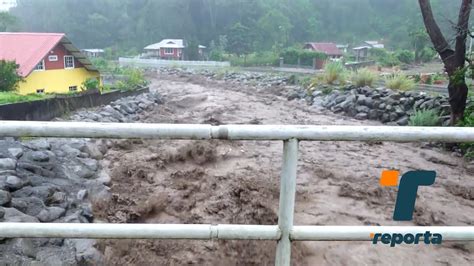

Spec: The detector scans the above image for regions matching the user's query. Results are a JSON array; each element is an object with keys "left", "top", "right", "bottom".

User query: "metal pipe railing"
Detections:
[
  {"left": 291, "top": 226, "right": 474, "bottom": 241},
  {"left": 0, "top": 223, "right": 281, "bottom": 240},
  {"left": 2, "top": 121, "right": 474, "bottom": 142},
  {"left": 0, "top": 121, "right": 473, "bottom": 266},
  {"left": 275, "top": 139, "right": 298, "bottom": 265},
  {"left": 0, "top": 223, "right": 472, "bottom": 241}
]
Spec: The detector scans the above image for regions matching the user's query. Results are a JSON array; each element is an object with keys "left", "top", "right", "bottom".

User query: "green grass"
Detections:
[
  {"left": 408, "top": 109, "right": 440, "bottom": 126},
  {"left": 0, "top": 92, "right": 46, "bottom": 105},
  {"left": 385, "top": 73, "right": 415, "bottom": 91},
  {"left": 351, "top": 68, "right": 377, "bottom": 88},
  {"left": 323, "top": 61, "right": 347, "bottom": 85}
]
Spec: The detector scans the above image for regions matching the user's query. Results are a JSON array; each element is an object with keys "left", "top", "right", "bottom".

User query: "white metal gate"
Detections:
[{"left": 1, "top": 121, "right": 474, "bottom": 266}]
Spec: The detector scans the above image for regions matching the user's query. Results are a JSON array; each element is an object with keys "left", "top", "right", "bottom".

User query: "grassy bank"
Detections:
[{"left": 0, "top": 92, "right": 46, "bottom": 105}]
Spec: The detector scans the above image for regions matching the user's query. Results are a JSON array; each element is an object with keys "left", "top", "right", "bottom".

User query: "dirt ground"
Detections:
[{"left": 93, "top": 72, "right": 474, "bottom": 265}]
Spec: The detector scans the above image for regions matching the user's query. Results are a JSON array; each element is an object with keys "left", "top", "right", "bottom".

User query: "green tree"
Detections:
[
  {"left": 409, "top": 28, "right": 431, "bottom": 63},
  {"left": 226, "top": 22, "right": 253, "bottom": 56},
  {"left": 257, "top": 9, "right": 293, "bottom": 49},
  {"left": 0, "top": 12, "right": 20, "bottom": 31},
  {"left": 0, "top": 60, "right": 23, "bottom": 92}
]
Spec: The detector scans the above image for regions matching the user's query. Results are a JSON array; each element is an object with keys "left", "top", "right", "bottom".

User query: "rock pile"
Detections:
[
  {"left": 0, "top": 91, "right": 163, "bottom": 265},
  {"left": 66, "top": 91, "right": 162, "bottom": 122},
  {"left": 157, "top": 67, "right": 291, "bottom": 87},
  {"left": 311, "top": 85, "right": 451, "bottom": 126}
]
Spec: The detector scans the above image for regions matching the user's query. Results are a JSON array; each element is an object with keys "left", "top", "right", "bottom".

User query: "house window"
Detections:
[
  {"left": 64, "top": 55, "right": 75, "bottom": 69},
  {"left": 36, "top": 89, "right": 45, "bottom": 94},
  {"left": 34, "top": 60, "right": 45, "bottom": 71},
  {"left": 48, "top": 55, "right": 58, "bottom": 62},
  {"left": 69, "top": 86, "right": 78, "bottom": 92},
  {"left": 164, "top": 48, "right": 174, "bottom": 55}
]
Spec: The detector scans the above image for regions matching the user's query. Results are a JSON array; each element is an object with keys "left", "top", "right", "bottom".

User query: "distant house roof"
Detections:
[
  {"left": 81, "top": 49, "right": 105, "bottom": 53},
  {"left": 364, "top": 41, "right": 384, "bottom": 49},
  {"left": 144, "top": 39, "right": 185, "bottom": 50},
  {"left": 304, "top": 42, "right": 342, "bottom": 56},
  {"left": 0, "top": 32, "right": 97, "bottom": 77}
]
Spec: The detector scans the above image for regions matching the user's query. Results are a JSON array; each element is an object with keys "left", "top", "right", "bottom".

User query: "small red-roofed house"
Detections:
[{"left": 0, "top": 32, "right": 100, "bottom": 95}]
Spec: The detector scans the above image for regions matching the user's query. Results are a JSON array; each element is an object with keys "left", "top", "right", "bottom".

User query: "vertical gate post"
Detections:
[{"left": 275, "top": 138, "right": 299, "bottom": 266}]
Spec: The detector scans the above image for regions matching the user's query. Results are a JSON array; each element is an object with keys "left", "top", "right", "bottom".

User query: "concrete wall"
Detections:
[
  {"left": 119, "top": 57, "right": 230, "bottom": 68},
  {"left": 0, "top": 88, "right": 149, "bottom": 121}
]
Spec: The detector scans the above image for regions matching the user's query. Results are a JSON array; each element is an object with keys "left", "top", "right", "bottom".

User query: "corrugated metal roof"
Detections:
[
  {"left": 305, "top": 42, "right": 342, "bottom": 56},
  {"left": 144, "top": 39, "right": 185, "bottom": 50},
  {"left": 0, "top": 32, "right": 97, "bottom": 77}
]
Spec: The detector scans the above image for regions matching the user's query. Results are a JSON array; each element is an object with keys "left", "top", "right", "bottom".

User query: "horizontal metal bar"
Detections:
[
  {"left": 1, "top": 121, "right": 474, "bottom": 142},
  {"left": 291, "top": 226, "right": 474, "bottom": 241},
  {"left": 1, "top": 223, "right": 473, "bottom": 241},
  {"left": 0, "top": 223, "right": 280, "bottom": 240},
  {"left": 0, "top": 121, "right": 211, "bottom": 140}
]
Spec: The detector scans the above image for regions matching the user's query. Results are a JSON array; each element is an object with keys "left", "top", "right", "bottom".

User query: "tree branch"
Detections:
[
  {"left": 454, "top": 0, "right": 472, "bottom": 65},
  {"left": 418, "top": 0, "right": 456, "bottom": 68}
]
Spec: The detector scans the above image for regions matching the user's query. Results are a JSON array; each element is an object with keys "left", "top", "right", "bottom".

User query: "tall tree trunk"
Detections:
[{"left": 418, "top": 0, "right": 472, "bottom": 125}]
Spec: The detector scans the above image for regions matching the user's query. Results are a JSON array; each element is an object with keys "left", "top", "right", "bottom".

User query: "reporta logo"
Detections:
[
  {"left": 370, "top": 170, "right": 442, "bottom": 246},
  {"left": 370, "top": 231, "right": 442, "bottom": 247}
]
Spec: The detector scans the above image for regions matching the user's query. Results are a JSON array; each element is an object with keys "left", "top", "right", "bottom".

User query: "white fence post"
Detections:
[{"left": 275, "top": 138, "right": 299, "bottom": 266}]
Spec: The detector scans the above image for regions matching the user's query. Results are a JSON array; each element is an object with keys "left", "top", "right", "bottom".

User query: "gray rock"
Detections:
[
  {"left": 390, "top": 112, "right": 399, "bottom": 121},
  {"left": 8, "top": 148, "right": 23, "bottom": 158},
  {"left": 24, "top": 139, "right": 51, "bottom": 150},
  {"left": 355, "top": 105, "right": 370, "bottom": 114},
  {"left": 2, "top": 207, "right": 39, "bottom": 222},
  {"left": 11, "top": 197, "right": 45, "bottom": 216},
  {"left": 83, "top": 143, "right": 103, "bottom": 160},
  {"left": 381, "top": 113, "right": 390, "bottom": 123},
  {"left": 0, "top": 190, "right": 12, "bottom": 206},
  {"left": 77, "top": 189, "right": 88, "bottom": 200},
  {"left": 355, "top": 113, "right": 368, "bottom": 120},
  {"left": 396, "top": 116, "right": 409, "bottom": 126},
  {"left": 0, "top": 158, "right": 16, "bottom": 170},
  {"left": 48, "top": 191, "right": 67, "bottom": 205},
  {"left": 37, "top": 207, "right": 66, "bottom": 222},
  {"left": 368, "top": 109, "right": 379, "bottom": 120},
  {"left": 13, "top": 239, "right": 37, "bottom": 258},
  {"left": 78, "top": 158, "right": 99, "bottom": 172},
  {"left": 29, "top": 151, "right": 50, "bottom": 162},
  {"left": 6, "top": 175, "right": 25, "bottom": 190},
  {"left": 335, "top": 95, "right": 346, "bottom": 104}
]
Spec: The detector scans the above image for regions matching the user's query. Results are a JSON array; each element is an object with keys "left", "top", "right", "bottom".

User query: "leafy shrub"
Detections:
[
  {"left": 419, "top": 47, "right": 436, "bottom": 62},
  {"left": 280, "top": 47, "right": 327, "bottom": 66},
  {"left": 120, "top": 68, "right": 148, "bottom": 90},
  {"left": 459, "top": 95, "right": 474, "bottom": 158},
  {"left": 0, "top": 60, "right": 24, "bottom": 92},
  {"left": 229, "top": 51, "right": 279, "bottom": 67},
  {"left": 385, "top": 73, "right": 415, "bottom": 91},
  {"left": 408, "top": 109, "right": 440, "bottom": 126},
  {"left": 395, "top": 50, "right": 415, "bottom": 64},
  {"left": 371, "top": 48, "right": 400, "bottom": 67},
  {"left": 352, "top": 68, "right": 377, "bottom": 87},
  {"left": 324, "top": 62, "right": 347, "bottom": 85},
  {"left": 209, "top": 50, "right": 225, "bottom": 61},
  {"left": 81, "top": 78, "right": 100, "bottom": 91}
]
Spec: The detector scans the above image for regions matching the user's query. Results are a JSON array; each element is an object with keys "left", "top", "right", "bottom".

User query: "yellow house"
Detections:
[{"left": 0, "top": 32, "right": 100, "bottom": 95}]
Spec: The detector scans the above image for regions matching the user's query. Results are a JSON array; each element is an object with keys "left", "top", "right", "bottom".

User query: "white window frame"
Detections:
[
  {"left": 34, "top": 60, "right": 45, "bottom": 71},
  {"left": 64, "top": 55, "right": 75, "bottom": 69},
  {"left": 163, "top": 48, "right": 174, "bottom": 55},
  {"left": 48, "top": 55, "right": 58, "bottom": 62},
  {"left": 69, "top": 86, "right": 78, "bottom": 92},
  {"left": 36, "top": 89, "right": 45, "bottom": 94}
]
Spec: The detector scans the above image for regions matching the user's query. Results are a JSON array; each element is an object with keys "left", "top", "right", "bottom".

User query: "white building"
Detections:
[{"left": 0, "top": 0, "right": 16, "bottom": 12}]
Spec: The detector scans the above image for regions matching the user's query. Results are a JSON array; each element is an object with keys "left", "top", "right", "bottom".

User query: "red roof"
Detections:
[
  {"left": 304, "top": 42, "right": 342, "bottom": 56},
  {"left": 0, "top": 33, "right": 66, "bottom": 77}
]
